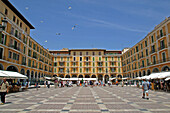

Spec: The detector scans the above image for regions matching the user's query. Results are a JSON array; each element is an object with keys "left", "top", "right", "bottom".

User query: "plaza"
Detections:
[{"left": 0, "top": 86, "right": 170, "bottom": 113}]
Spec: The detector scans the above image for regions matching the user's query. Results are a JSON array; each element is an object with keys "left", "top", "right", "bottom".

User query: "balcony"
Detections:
[
  {"left": 8, "top": 43, "right": 22, "bottom": 52},
  {"left": 158, "top": 45, "right": 167, "bottom": 51},
  {"left": 58, "top": 71, "right": 65, "bottom": 74},
  {"left": 148, "top": 57, "right": 170, "bottom": 66},
  {"left": 156, "top": 33, "right": 166, "bottom": 39},
  {"left": 150, "top": 50, "right": 157, "bottom": 54}
]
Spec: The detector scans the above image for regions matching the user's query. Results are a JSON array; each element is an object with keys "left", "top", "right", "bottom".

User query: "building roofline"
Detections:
[{"left": 2, "top": 0, "right": 35, "bottom": 29}]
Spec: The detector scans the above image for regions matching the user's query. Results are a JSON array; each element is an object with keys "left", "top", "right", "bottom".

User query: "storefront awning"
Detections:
[{"left": 0, "top": 70, "right": 28, "bottom": 79}]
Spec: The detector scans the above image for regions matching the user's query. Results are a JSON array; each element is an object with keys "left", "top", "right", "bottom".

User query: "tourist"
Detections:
[
  {"left": 142, "top": 79, "right": 149, "bottom": 100},
  {"left": 0, "top": 78, "right": 9, "bottom": 105},
  {"left": 125, "top": 81, "right": 128, "bottom": 86},
  {"left": 101, "top": 81, "right": 103, "bottom": 87},
  {"left": 44, "top": 80, "right": 46, "bottom": 88},
  {"left": 54, "top": 79, "right": 58, "bottom": 88},
  {"left": 47, "top": 81, "right": 50, "bottom": 88},
  {"left": 36, "top": 80, "right": 39, "bottom": 90},
  {"left": 116, "top": 81, "right": 118, "bottom": 86}
]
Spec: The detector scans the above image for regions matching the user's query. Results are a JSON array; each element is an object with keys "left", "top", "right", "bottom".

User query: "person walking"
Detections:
[
  {"left": 47, "top": 81, "right": 50, "bottom": 88},
  {"left": 35, "top": 80, "right": 39, "bottom": 91},
  {"left": 54, "top": 79, "right": 58, "bottom": 88},
  {"left": 44, "top": 80, "right": 46, "bottom": 88},
  {"left": 0, "top": 78, "right": 9, "bottom": 105},
  {"left": 142, "top": 79, "right": 149, "bottom": 100}
]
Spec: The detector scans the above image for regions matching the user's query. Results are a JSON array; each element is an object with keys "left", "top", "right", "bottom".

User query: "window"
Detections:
[
  {"left": 80, "top": 63, "right": 82, "bottom": 67},
  {"left": 17, "top": 19, "right": 19, "bottom": 25},
  {"left": 54, "top": 62, "right": 57, "bottom": 66},
  {"left": 93, "top": 52, "right": 95, "bottom": 56},
  {"left": 67, "top": 57, "right": 69, "bottom": 61},
  {"left": 73, "top": 57, "right": 76, "bottom": 61},
  {"left": 105, "top": 62, "right": 108, "bottom": 67},
  {"left": 15, "top": 30, "right": 18, "bottom": 37},
  {"left": 0, "top": 34, "right": 6, "bottom": 45},
  {"left": 80, "top": 52, "right": 82, "bottom": 56},
  {"left": 142, "top": 60, "right": 144, "bottom": 67},
  {"left": 13, "top": 53, "right": 17, "bottom": 60},
  {"left": 5, "top": 8, "right": 8, "bottom": 15},
  {"left": 99, "top": 57, "right": 101, "bottom": 61},
  {"left": 160, "top": 29, "right": 163, "bottom": 37},
  {"left": 136, "top": 46, "right": 138, "bottom": 52},
  {"left": 23, "top": 46, "right": 26, "bottom": 54},
  {"left": 18, "top": 33, "right": 21, "bottom": 39},
  {"left": 93, "top": 68, "right": 95, "bottom": 73},
  {"left": 118, "top": 57, "right": 120, "bottom": 61},
  {"left": 8, "top": 51, "right": 12, "bottom": 58},
  {"left": 93, "top": 57, "right": 95, "bottom": 61},
  {"left": 13, "top": 16, "right": 16, "bottom": 22},
  {"left": 112, "top": 57, "right": 114, "bottom": 61},
  {"left": 105, "top": 57, "right": 107, "bottom": 61},
  {"left": 93, "top": 62, "right": 95, "bottom": 67},
  {"left": 145, "top": 40, "right": 147, "bottom": 47},
  {"left": 28, "top": 59, "right": 31, "bottom": 67},
  {"left": 141, "top": 44, "right": 143, "bottom": 49},
  {"left": 61, "top": 57, "right": 63, "bottom": 61},
  {"left": 151, "top": 45, "right": 155, "bottom": 52},
  {"left": 162, "top": 52, "right": 166, "bottom": 62},
  {"left": 33, "top": 44, "right": 36, "bottom": 50},
  {"left": 147, "top": 59, "right": 149, "bottom": 66},
  {"left": 118, "top": 62, "right": 120, "bottom": 66},
  {"left": 20, "top": 22, "right": 22, "bottom": 28},
  {"left": 11, "top": 27, "right": 14, "bottom": 35},
  {"left": 25, "top": 27, "right": 27, "bottom": 32},
  {"left": 80, "top": 68, "right": 82, "bottom": 73},
  {"left": 151, "top": 36, "right": 154, "bottom": 43},
  {"left": 153, "top": 56, "right": 156, "bottom": 64},
  {"left": 73, "top": 52, "right": 76, "bottom": 56},
  {"left": 146, "top": 49, "right": 148, "bottom": 56},
  {"left": 118, "top": 68, "right": 121, "bottom": 73},
  {"left": 160, "top": 40, "right": 165, "bottom": 49},
  {"left": 99, "top": 52, "right": 101, "bottom": 55},
  {"left": 86, "top": 52, "right": 88, "bottom": 55},
  {"left": 80, "top": 57, "right": 82, "bottom": 61}
]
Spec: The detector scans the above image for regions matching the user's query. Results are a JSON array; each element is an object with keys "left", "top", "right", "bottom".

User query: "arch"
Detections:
[
  {"left": 139, "top": 71, "right": 141, "bottom": 77},
  {"left": 135, "top": 72, "right": 138, "bottom": 77},
  {"left": 31, "top": 71, "right": 34, "bottom": 79},
  {"left": 39, "top": 72, "right": 41, "bottom": 78},
  {"left": 152, "top": 68, "right": 159, "bottom": 73},
  {"left": 53, "top": 74, "right": 58, "bottom": 77},
  {"left": 20, "top": 68, "right": 25, "bottom": 75},
  {"left": 65, "top": 75, "right": 70, "bottom": 78},
  {"left": 161, "top": 66, "right": 170, "bottom": 72},
  {"left": 147, "top": 70, "right": 151, "bottom": 75},
  {"left": 104, "top": 75, "right": 109, "bottom": 84},
  {"left": 0, "top": 64, "right": 4, "bottom": 70},
  {"left": 143, "top": 70, "right": 146, "bottom": 76},
  {"left": 85, "top": 75, "right": 90, "bottom": 78},
  {"left": 98, "top": 75, "right": 103, "bottom": 81},
  {"left": 91, "top": 75, "right": 96, "bottom": 78},
  {"left": 6, "top": 65, "right": 18, "bottom": 72},
  {"left": 72, "top": 75, "right": 77, "bottom": 78},
  {"left": 78, "top": 75, "right": 83, "bottom": 78},
  {"left": 26, "top": 70, "right": 30, "bottom": 79},
  {"left": 35, "top": 72, "right": 37, "bottom": 80},
  {"left": 59, "top": 75, "right": 64, "bottom": 78},
  {"left": 117, "top": 74, "right": 122, "bottom": 78}
]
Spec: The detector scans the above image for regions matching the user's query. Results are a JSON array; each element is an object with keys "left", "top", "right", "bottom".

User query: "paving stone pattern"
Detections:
[{"left": 0, "top": 86, "right": 170, "bottom": 113}]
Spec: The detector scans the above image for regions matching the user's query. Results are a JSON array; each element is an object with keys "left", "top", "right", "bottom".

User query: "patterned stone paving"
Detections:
[{"left": 0, "top": 86, "right": 170, "bottom": 113}]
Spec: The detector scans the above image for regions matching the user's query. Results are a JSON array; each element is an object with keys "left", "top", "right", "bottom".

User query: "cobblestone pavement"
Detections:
[{"left": 0, "top": 86, "right": 170, "bottom": 113}]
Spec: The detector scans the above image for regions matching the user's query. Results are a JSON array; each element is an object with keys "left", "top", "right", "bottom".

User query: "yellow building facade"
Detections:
[
  {"left": 0, "top": 0, "right": 53, "bottom": 81},
  {"left": 50, "top": 49, "right": 122, "bottom": 83},
  {"left": 122, "top": 17, "right": 170, "bottom": 78}
]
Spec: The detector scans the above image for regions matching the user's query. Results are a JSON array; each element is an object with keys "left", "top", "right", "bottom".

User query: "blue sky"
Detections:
[{"left": 9, "top": 0, "right": 170, "bottom": 50}]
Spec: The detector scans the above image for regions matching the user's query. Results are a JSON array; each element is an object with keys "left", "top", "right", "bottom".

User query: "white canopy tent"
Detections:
[
  {"left": 157, "top": 72, "right": 170, "bottom": 79},
  {"left": 0, "top": 70, "right": 28, "bottom": 79},
  {"left": 165, "top": 77, "right": 170, "bottom": 81},
  {"left": 109, "top": 77, "right": 117, "bottom": 80}
]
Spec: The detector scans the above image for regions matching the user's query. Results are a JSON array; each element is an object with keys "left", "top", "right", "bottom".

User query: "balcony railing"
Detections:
[
  {"left": 150, "top": 50, "right": 157, "bottom": 54},
  {"left": 156, "top": 32, "right": 166, "bottom": 39},
  {"left": 158, "top": 45, "right": 167, "bottom": 51},
  {"left": 148, "top": 57, "right": 170, "bottom": 66},
  {"left": 8, "top": 43, "right": 22, "bottom": 52}
]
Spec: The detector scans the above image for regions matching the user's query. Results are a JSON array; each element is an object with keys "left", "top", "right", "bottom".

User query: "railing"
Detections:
[
  {"left": 148, "top": 57, "right": 170, "bottom": 66},
  {"left": 158, "top": 45, "right": 167, "bottom": 51},
  {"left": 8, "top": 43, "right": 22, "bottom": 52},
  {"left": 150, "top": 50, "right": 157, "bottom": 54},
  {"left": 156, "top": 32, "right": 166, "bottom": 39}
]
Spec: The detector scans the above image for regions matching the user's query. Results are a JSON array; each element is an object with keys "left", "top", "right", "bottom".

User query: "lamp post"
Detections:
[{"left": 0, "top": 18, "right": 8, "bottom": 43}]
